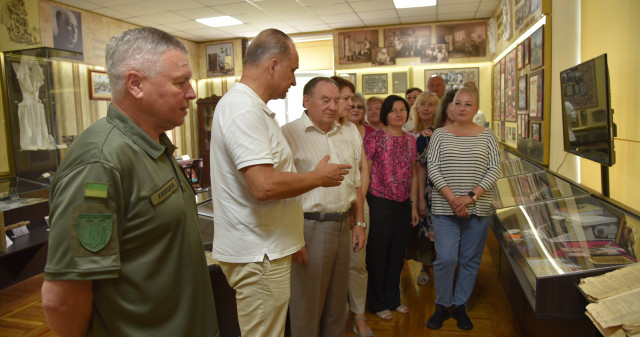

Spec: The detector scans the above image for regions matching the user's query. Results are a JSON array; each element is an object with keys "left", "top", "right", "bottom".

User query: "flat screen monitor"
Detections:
[{"left": 560, "top": 54, "right": 615, "bottom": 166}]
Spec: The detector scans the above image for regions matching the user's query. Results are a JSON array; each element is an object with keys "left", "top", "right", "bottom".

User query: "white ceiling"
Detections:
[{"left": 54, "top": 0, "right": 499, "bottom": 42}]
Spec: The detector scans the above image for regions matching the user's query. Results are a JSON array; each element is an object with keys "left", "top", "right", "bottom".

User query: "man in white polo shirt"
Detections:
[{"left": 210, "top": 28, "right": 351, "bottom": 337}]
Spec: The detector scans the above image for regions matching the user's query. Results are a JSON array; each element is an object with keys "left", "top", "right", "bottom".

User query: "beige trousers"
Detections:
[
  {"left": 218, "top": 255, "right": 292, "bottom": 337},
  {"left": 349, "top": 200, "right": 370, "bottom": 314}
]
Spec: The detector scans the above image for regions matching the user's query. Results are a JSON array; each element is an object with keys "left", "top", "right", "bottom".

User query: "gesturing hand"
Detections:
[{"left": 314, "top": 155, "right": 352, "bottom": 187}]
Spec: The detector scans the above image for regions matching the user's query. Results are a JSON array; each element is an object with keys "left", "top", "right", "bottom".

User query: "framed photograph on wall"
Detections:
[
  {"left": 52, "top": 5, "right": 83, "bottom": 53},
  {"left": 493, "top": 62, "right": 501, "bottom": 120},
  {"left": 524, "top": 37, "right": 530, "bottom": 65},
  {"left": 504, "top": 49, "right": 517, "bottom": 122},
  {"left": 339, "top": 73, "right": 357, "bottom": 88},
  {"left": 89, "top": 69, "right": 111, "bottom": 100},
  {"left": 435, "top": 21, "right": 486, "bottom": 58},
  {"left": 517, "top": 42, "right": 524, "bottom": 70},
  {"left": 424, "top": 67, "right": 479, "bottom": 94},
  {"left": 384, "top": 25, "right": 431, "bottom": 58},
  {"left": 518, "top": 74, "right": 528, "bottom": 110},
  {"left": 371, "top": 47, "right": 396, "bottom": 66},
  {"left": 529, "top": 70, "right": 543, "bottom": 119},
  {"left": 362, "top": 74, "right": 388, "bottom": 94},
  {"left": 337, "top": 29, "right": 379, "bottom": 65},
  {"left": 530, "top": 26, "right": 544, "bottom": 70},
  {"left": 206, "top": 42, "right": 234, "bottom": 77},
  {"left": 530, "top": 122, "right": 542, "bottom": 141},
  {"left": 392, "top": 72, "right": 408, "bottom": 93}
]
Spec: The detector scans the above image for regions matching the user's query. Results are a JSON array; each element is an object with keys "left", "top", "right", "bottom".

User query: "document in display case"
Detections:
[{"left": 490, "top": 150, "right": 639, "bottom": 319}]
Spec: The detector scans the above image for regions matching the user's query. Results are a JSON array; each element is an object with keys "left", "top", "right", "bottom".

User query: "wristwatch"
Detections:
[
  {"left": 467, "top": 191, "right": 478, "bottom": 202},
  {"left": 354, "top": 222, "right": 367, "bottom": 229}
]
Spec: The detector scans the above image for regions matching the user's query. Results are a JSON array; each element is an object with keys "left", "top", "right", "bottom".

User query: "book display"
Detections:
[{"left": 489, "top": 150, "right": 639, "bottom": 324}]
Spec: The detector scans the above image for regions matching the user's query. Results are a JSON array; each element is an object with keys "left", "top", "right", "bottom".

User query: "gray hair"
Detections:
[
  {"left": 243, "top": 28, "right": 293, "bottom": 67},
  {"left": 302, "top": 77, "right": 338, "bottom": 107},
  {"left": 105, "top": 27, "right": 187, "bottom": 100}
]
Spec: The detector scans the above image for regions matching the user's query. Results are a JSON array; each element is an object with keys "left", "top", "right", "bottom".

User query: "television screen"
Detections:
[{"left": 560, "top": 54, "right": 615, "bottom": 166}]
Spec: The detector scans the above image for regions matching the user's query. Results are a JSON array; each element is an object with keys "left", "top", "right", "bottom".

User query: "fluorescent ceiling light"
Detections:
[
  {"left": 196, "top": 16, "right": 243, "bottom": 28},
  {"left": 393, "top": 0, "right": 436, "bottom": 9}
]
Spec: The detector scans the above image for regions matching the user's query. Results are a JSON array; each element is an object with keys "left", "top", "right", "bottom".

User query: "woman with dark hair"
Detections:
[
  {"left": 426, "top": 86, "right": 501, "bottom": 331},
  {"left": 364, "top": 95, "right": 419, "bottom": 321},
  {"left": 433, "top": 89, "right": 458, "bottom": 129},
  {"left": 402, "top": 87, "right": 423, "bottom": 133}
]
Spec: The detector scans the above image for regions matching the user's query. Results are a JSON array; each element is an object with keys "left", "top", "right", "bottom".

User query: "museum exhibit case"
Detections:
[{"left": 488, "top": 149, "right": 639, "bottom": 335}]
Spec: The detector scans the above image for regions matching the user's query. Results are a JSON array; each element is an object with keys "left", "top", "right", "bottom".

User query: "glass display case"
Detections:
[{"left": 490, "top": 150, "right": 639, "bottom": 319}]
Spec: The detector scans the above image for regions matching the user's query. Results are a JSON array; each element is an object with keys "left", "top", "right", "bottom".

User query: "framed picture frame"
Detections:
[
  {"left": 518, "top": 74, "right": 528, "bottom": 110},
  {"left": 339, "top": 73, "right": 357, "bottom": 88},
  {"left": 337, "top": 29, "right": 379, "bottom": 65},
  {"left": 384, "top": 25, "right": 431, "bottom": 59},
  {"left": 206, "top": 42, "right": 234, "bottom": 77},
  {"left": 89, "top": 69, "right": 111, "bottom": 100},
  {"left": 517, "top": 42, "right": 524, "bottom": 70},
  {"left": 493, "top": 62, "right": 501, "bottom": 120},
  {"left": 435, "top": 22, "right": 487, "bottom": 58},
  {"left": 392, "top": 72, "right": 408, "bottom": 93},
  {"left": 424, "top": 67, "right": 479, "bottom": 94},
  {"left": 362, "top": 74, "right": 388, "bottom": 94},
  {"left": 530, "top": 122, "right": 542, "bottom": 141},
  {"left": 504, "top": 49, "right": 517, "bottom": 122},
  {"left": 530, "top": 26, "right": 544, "bottom": 70},
  {"left": 524, "top": 37, "right": 530, "bottom": 65},
  {"left": 529, "top": 70, "right": 544, "bottom": 119},
  {"left": 371, "top": 47, "right": 396, "bottom": 66}
]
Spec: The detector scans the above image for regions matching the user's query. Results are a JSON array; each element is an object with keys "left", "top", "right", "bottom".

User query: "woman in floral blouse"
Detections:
[{"left": 364, "top": 95, "right": 419, "bottom": 321}]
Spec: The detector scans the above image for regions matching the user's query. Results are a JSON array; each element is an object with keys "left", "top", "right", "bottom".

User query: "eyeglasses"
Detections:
[{"left": 353, "top": 105, "right": 364, "bottom": 109}]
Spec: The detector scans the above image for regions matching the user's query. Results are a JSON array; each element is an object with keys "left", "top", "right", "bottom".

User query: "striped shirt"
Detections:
[
  {"left": 282, "top": 114, "right": 362, "bottom": 213},
  {"left": 427, "top": 128, "right": 501, "bottom": 216}
]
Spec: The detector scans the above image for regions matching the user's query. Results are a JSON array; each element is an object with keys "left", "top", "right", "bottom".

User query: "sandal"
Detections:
[
  {"left": 396, "top": 304, "right": 410, "bottom": 314},
  {"left": 417, "top": 271, "right": 430, "bottom": 285},
  {"left": 375, "top": 309, "right": 393, "bottom": 321},
  {"left": 353, "top": 316, "right": 375, "bottom": 337}
]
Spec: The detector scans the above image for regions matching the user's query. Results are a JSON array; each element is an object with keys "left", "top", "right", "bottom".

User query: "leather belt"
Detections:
[{"left": 303, "top": 209, "right": 351, "bottom": 222}]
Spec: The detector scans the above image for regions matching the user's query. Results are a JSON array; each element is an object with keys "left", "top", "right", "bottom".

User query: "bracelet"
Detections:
[{"left": 354, "top": 222, "right": 367, "bottom": 229}]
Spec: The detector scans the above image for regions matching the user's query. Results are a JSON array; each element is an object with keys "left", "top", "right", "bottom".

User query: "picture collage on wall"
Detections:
[
  {"left": 338, "top": 20, "right": 487, "bottom": 68},
  {"left": 493, "top": 24, "right": 545, "bottom": 147}
]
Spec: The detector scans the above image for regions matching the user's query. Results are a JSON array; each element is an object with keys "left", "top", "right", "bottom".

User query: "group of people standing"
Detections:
[{"left": 41, "top": 26, "right": 500, "bottom": 337}]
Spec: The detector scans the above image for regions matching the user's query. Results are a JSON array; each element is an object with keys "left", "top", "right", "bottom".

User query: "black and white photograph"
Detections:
[
  {"left": 518, "top": 74, "right": 528, "bottom": 110},
  {"left": 52, "top": 5, "right": 83, "bottom": 53},
  {"left": 420, "top": 44, "right": 449, "bottom": 63},
  {"left": 371, "top": 47, "right": 396, "bottom": 66},
  {"left": 337, "top": 29, "right": 378, "bottom": 65},
  {"left": 362, "top": 73, "right": 388, "bottom": 94},
  {"left": 435, "top": 21, "right": 487, "bottom": 58},
  {"left": 530, "top": 25, "right": 544, "bottom": 70},
  {"left": 424, "top": 67, "right": 479, "bottom": 93},
  {"left": 206, "top": 42, "right": 234, "bottom": 77},
  {"left": 384, "top": 25, "right": 431, "bottom": 58}
]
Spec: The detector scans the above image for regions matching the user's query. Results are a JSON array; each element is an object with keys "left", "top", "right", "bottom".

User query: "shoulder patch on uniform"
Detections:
[
  {"left": 84, "top": 182, "right": 109, "bottom": 199},
  {"left": 150, "top": 177, "right": 179, "bottom": 206},
  {"left": 78, "top": 213, "right": 113, "bottom": 252}
]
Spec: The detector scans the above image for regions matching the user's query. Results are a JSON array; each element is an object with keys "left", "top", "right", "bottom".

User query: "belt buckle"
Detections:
[{"left": 319, "top": 212, "right": 325, "bottom": 222}]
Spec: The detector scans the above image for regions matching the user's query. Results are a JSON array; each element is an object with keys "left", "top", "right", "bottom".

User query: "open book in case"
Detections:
[{"left": 490, "top": 149, "right": 639, "bottom": 318}]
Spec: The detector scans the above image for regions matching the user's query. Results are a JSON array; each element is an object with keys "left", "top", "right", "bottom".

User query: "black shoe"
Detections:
[
  {"left": 426, "top": 304, "right": 450, "bottom": 329},
  {"left": 451, "top": 304, "right": 473, "bottom": 330}
]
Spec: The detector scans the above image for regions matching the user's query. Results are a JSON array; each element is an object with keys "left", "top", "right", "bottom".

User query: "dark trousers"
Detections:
[{"left": 365, "top": 194, "right": 411, "bottom": 313}]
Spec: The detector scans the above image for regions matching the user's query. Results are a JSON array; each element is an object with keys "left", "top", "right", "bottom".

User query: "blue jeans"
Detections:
[{"left": 432, "top": 215, "right": 490, "bottom": 307}]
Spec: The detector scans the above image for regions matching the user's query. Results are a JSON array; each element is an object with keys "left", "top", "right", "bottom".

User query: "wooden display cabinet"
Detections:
[{"left": 196, "top": 95, "right": 221, "bottom": 188}]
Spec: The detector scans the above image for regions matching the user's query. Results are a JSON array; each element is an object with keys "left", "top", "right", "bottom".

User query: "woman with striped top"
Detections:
[{"left": 425, "top": 86, "right": 501, "bottom": 331}]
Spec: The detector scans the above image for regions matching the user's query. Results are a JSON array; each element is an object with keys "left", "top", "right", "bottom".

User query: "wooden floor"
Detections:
[{"left": 0, "top": 244, "right": 522, "bottom": 337}]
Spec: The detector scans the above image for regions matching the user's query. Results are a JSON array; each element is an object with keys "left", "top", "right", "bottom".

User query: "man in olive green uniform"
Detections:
[{"left": 41, "top": 27, "right": 218, "bottom": 337}]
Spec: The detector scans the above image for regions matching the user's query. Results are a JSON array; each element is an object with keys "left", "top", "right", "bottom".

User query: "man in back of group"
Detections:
[
  {"left": 210, "top": 28, "right": 352, "bottom": 337},
  {"left": 427, "top": 74, "right": 446, "bottom": 98},
  {"left": 282, "top": 77, "right": 366, "bottom": 337},
  {"left": 42, "top": 27, "right": 218, "bottom": 337}
]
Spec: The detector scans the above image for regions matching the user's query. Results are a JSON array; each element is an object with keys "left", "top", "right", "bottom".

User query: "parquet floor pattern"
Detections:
[{"left": 0, "top": 244, "right": 522, "bottom": 337}]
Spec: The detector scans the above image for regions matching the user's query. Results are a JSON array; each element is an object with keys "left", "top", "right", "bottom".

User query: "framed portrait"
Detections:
[
  {"left": 339, "top": 73, "right": 357, "bottom": 88},
  {"left": 392, "top": 72, "right": 408, "bottom": 93},
  {"left": 530, "top": 26, "right": 544, "bottom": 70},
  {"left": 206, "top": 42, "right": 234, "bottom": 77},
  {"left": 529, "top": 71, "right": 543, "bottom": 119},
  {"left": 420, "top": 44, "right": 449, "bottom": 63},
  {"left": 362, "top": 74, "right": 388, "bottom": 94},
  {"left": 52, "top": 5, "right": 83, "bottom": 53},
  {"left": 493, "top": 62, "right": 501, "bottom": 120},
  {"left": 435, "top": 22, "right": 487, "bottom": 58},
  {"left": 89, "top": 69, "right": 111, "bottom": 100},
  {"left": 524, "top": 37, "right": 530, "bottom": 65},
  {"left": 384, "top": 25, "right": 431, "bottom": 59},
  {"left": 337, "top": 29, "right": 379, "bottom": 65},
  {"left": 424, "top": 67, "right": 479, "bottom": 94},
  {"left": 371, "top": 47, "right": 396, "bottom": 66},
  {"left": 518, "top": 74, "right": 528, "bottom": 110},
  {"left": 530, "top": 122, "right": 542, "bottom": 141},
  {"left": 504, "top": 49, "right": 517, "bottom": 122},
  {"left": 517, "top": 43, "right": 524, "bottom": 70}
]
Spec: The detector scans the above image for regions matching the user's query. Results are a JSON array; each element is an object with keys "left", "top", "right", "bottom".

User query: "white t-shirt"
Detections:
[{"left": 210, "top": 83, "right": 304, "bottom": 263}]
